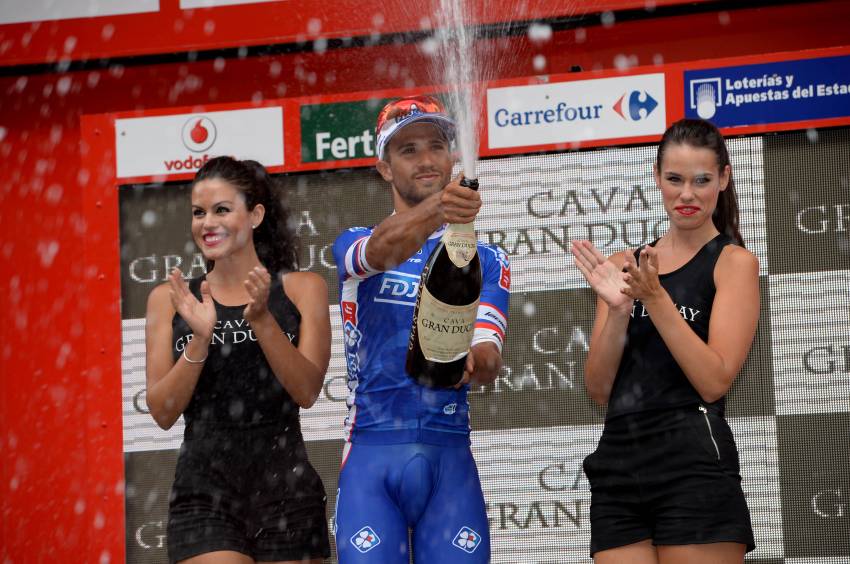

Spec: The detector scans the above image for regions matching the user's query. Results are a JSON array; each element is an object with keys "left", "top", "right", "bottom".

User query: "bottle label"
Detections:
[
  {"left": 417, "top": 285, "right": 479, "bottom": 363},
  {"left": 443, "top": 222, "right": 478, "bottom": 268}
]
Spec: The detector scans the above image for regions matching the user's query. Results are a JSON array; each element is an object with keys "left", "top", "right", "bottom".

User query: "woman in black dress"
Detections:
[
  {"left": 572, "top": 119, "right": 759, "bottom": 564},
  {"left": 145, "top": 156, "right": 331, "bottom": 564}
]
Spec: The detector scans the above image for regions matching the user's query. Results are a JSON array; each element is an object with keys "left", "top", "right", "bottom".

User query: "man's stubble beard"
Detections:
[{"left": 395, "top": 171, "right": 451, "bottom": 207}]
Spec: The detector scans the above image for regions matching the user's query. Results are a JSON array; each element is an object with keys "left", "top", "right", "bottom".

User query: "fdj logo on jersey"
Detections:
[
  {"left": 376, "top": 273, "right": 420, "bottom": 305},
  {"left": 613, "top": 91, "right": 658, "bottom": 121}
]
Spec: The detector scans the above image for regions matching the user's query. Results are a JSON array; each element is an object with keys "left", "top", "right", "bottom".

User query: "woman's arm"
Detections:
[
  {"left": 571, "top": 241, "right": 634, "bottom": 406},
  {"left": 629, "top": 245, "right": 760, "bottom": 403},
  {"left": 247, "top": 270, "right": 331, "bottom": 409},
  {"left": 581, "top": 251, "right": 633, "bottom": 405},
  {"left": 145, "top": 272, "right": 215, "bottom": 430},
  {"left": 584, "top": 293, "right": 632, "bottom": 406}
]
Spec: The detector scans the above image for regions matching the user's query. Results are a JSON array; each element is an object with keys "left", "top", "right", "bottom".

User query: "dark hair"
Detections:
[
  {"left": 656, "top": 119, "right": 745, "bottom": 247},
  {"left": 193, "top": 156, "right": 299, "bottom": 274}
]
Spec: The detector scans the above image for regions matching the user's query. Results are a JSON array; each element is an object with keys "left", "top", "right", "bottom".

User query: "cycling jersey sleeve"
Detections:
[
  {"left": 332, "top": 226, "right": 381, "bottom": 282},
  {"left": 472, "top": 245, "right": 510, "bottom": 353}
]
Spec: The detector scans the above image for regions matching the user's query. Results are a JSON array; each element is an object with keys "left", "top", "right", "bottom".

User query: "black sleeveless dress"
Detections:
[
  {"left": 166, "top": 275, "right": 330, "bottom": 562},
  {"left": 583, "top": 234, "right": 755, "bottom": 555},
  {"left": 606, "top": 233, "right": 734, "bottom": 420}
]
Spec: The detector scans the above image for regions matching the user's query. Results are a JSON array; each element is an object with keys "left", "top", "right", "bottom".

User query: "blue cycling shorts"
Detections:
[{"left": 334, "top": 442, "right": 490, "bottom": 563}]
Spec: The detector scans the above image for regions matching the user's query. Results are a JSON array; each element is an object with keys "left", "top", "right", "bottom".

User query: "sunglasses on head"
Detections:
[{"left": 378, "top": 96, "right": 445, "bottom": 128}]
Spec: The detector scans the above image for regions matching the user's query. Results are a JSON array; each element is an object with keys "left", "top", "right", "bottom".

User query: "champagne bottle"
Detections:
[{"left": 406, "top": 177, "right": 482, "bottom": 387}]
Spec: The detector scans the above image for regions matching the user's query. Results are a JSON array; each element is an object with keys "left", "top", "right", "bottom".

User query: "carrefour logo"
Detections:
[
  {"left": 613, "top": 91, "right": 658, "bottom": 121},
  {"left": 487, "top": 73, "right": 666, "bottom": 150},
  {"left": 181, "top": 116, "right": 217, "bottom": 152}
]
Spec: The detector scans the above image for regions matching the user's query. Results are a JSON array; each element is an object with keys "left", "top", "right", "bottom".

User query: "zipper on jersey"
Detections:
[{"left": 698, "top": 405, "right": 721, "bottom": 460}]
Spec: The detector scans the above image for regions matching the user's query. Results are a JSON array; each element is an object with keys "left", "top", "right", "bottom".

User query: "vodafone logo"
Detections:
[
  {"left": 163, "top": 116, "right": 217, "bottom": 172},
  {"left": 115, "top": 106, "right": 283, "bottom": 178},
  {"left": 181, "top": 116, "right": 217, "bottom": 152}
]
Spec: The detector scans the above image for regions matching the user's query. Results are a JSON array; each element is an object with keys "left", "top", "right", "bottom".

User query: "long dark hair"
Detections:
[
  {"left": 656, "top": 119, "right": 745, "bottom": 247},
  {"left": 193, "top": 156, "right": 299, "bottom": 274}
]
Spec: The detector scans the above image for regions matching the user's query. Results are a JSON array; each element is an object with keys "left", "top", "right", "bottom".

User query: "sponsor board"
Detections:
[
  {"left": 685, "top": 55, "right": 850, "bottom": 127},
  {"left": 469, "top": 288, "right": 602, "bottom": 429},
  {"left": 727, "top": 277, "right": 776, "bottom": 418},
  {"left": 783, "top": 559, "right": 850, "bottom": 564},
  {"left": 115, "top": 107, "right": 284, "bottom": 178},
  {"left": 300, "top": 98, "right": 391, "bottom": 163},
  {"left": 728, "top": 416, "right": 784, "bottom": 560},
  {"left": 301, "top": 304, "right": 354, "bottom": 442},
  {"left": 116, "top": 124, "right": 850, "bottom": 562},
  {"left": 778, "top": 413, "right": 850, "bottom": 558},
  {"left": 471, "top": 425, "right": 598, "bottom": 563},
  {"left": 763, "top": 129, "right": 850, "bottom": 275},
  {"left": 122, "top": 319, "right": 185, "bottom": 453},
  {"left": 124, "top": 449, "right": 177, "bottom": 564},
  {"left": 119, "top": 182, "right": 199, "bottom": 319},
  {"left": 769, "top": 271, "right": 850, "bottom": 416},
  {"left": 277, "top": 168, "right": 394, "bottom": 303},
  {"left": 487, "top": 73, "right": 666, "bottom": 150}
]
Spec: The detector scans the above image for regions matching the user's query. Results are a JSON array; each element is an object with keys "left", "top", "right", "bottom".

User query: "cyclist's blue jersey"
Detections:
[{"left": 332, "top": 225, "right": 510, "bottom": 446}]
